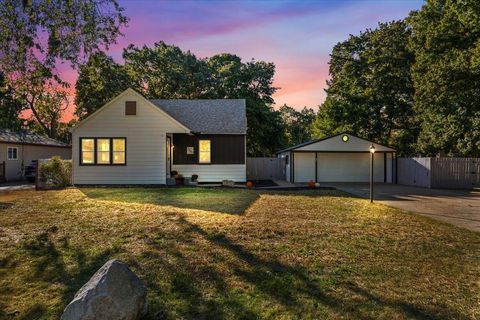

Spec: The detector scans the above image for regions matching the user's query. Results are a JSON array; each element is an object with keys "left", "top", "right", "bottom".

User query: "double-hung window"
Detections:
[
  {"left": 199, "top": 140, "right": 211, "bottom": 163},
  {"left": 112, "top": 139, "right": 126, "bottom": 164},
  {"left": 80, "top": 138, "right": 126, "bottom": 165},
  {"left": 97, "top": 139, "right": 110, "bottom": 164},
  {"left": 7, "top": 147, "right": 18, "bottom": 160}
]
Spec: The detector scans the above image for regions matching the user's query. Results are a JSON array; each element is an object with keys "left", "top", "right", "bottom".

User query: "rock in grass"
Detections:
[{"left": 61, "top": 260, "right": 147, "bottom": 320}]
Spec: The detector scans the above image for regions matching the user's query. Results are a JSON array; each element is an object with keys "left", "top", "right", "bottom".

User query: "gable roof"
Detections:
[
  {"left": 150, "top": 99, "right": 246, "bottom": 134},
  {"left": 276, "top": 132, "right": 396, "bottom": 154},
  {"left": 72, "top": 88, "right": 191, "bottom": 133},
  {"left": 0, "top": 128, "right": 70, "bottom": 147}
]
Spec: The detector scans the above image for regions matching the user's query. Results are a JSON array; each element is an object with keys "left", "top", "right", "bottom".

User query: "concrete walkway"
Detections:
[
  {"left": 0, "top": 181, "right": 35, "bottom": 192},
  {"left": 327, "top": 183, "right": 480, "bottom": 232}
]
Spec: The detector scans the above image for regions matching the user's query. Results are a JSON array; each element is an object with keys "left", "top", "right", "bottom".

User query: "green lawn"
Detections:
[{"left": 0, "top": 187, "right": 479, "bottom": 319}]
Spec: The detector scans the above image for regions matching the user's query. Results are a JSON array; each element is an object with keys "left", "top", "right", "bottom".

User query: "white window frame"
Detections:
[{"left": 7, "top": 146, "right": 18, "bottom": 160}]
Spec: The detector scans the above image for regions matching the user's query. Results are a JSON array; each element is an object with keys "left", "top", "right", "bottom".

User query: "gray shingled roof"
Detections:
[
  {"left": 150, "top": 99, "right": 246, "bottom": 134},
  {"left": 0, "top": 128, "right": 70, "bottom": 147}
]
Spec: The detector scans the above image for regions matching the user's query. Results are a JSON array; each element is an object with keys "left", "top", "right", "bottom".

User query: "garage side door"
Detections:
[
  {"left": 317, "top": 152, "right": 384, "bottom": 182},
  {"left": 293, "top": 152, "right": 315, "bottom": 182}
]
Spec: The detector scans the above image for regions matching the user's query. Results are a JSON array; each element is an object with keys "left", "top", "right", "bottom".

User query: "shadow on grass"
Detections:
[
  {"left": 80, "top": 187, "right": 261, "bottom": 215},
  {"left": 18, "top": 226, "right": 122, "bottom": 319},
  {"left": 136, "top": 215, "right": 454, "bottom": 320},
  {"left": 79, "top": 187, "right": 348, "bottom": 215},
  {"left": 5, "top": 188, "right": 463, "bottom": 319}
]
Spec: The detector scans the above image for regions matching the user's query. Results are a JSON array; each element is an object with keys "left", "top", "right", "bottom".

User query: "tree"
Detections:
[
  {"left": 312, "top": 21, "right": 416, "bottom": 155},
  {"left": 407, "top": 0, "right": 480, "bottom": 156},
  {"left": 123, "top": 41, "right": 212, "bottom": 99},
  {"left": 24, "top": 82, "right": 70, "bottom": 139},
  {"left": 207, "top": 54, "right": 285, "bottom": 156},
  {"left": 76, "top": 44, "right": 285, "bottom": 156},
  {"left": 0, "top": 73, "right": 22, "bottom": 130},
  {"left": 75, "top": 52, "right": 132, "bottom": 119},
  {"left": 0, "top": 0, "right": 128, "bottom": 138},
  {"left": 279, "top": 104, "right": 316, "bottom": 146}
]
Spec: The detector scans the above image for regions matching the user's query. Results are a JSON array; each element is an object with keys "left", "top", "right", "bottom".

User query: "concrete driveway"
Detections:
[
  {"left": 328, "top": 183, "right": 480, "bottom": 232},
  {"left": 0, "top": 181, "right": 35, "bottom": 192}
]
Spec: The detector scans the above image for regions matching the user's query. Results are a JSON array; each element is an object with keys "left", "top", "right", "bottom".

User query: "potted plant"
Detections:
[{"left": 175, "top": 173, "right": 185, "bottom": 185}]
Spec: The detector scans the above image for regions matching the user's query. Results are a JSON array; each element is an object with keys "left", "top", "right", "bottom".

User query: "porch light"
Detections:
[{"left": 369, "top": 144, "right": 376, "bottom": 153}]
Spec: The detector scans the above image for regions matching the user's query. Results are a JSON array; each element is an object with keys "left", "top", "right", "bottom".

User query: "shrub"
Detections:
[
  {"left": 39, "top": 157, "right": 72, "bottom": 188},
  {"left": 191, "top": 174, "right": 198, "bottom": 182}
]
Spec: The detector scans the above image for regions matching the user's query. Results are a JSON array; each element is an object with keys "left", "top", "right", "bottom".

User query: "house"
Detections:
[
  {"left": 277, "top": 133, "right": 396, "bottom": 183},
  {"left": 0, "top": 128, "right": 71, "bottom": 182},
  {"left": 71, "top": 88, "right": 247, "bottom": 185}
]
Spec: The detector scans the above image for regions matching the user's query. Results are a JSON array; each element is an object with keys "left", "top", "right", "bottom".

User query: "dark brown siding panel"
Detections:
[
  {"left": 172, "top": 134, "right": 198, "bottom": 164},
  {"left": 172, "top": 134, "right": 245, "bottom": 165},
  {"left": 211, "top": 135, "right": 245, "bottom": 164}
]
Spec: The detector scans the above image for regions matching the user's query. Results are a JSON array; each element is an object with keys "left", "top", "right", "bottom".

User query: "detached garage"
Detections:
[{"left": 277, "top": 133, "right": 396, "bottom": 183}]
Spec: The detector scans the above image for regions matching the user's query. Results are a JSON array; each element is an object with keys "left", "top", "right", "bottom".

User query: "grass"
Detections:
[
  {"left": 82, "top": 187, "right": 259, "bottom": 214},
  {"left": 0, "top": 187, "right": 478, "bottom": 320}
]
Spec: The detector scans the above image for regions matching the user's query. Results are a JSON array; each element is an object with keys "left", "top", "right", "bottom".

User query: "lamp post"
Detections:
[{"left": 369, "top": 144, "right": 376, "bottom": 203}]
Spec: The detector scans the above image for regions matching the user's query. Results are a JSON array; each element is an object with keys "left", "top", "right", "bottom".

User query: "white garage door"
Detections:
[
  {"left": 317, "top": 152, "right": 384, "bottom": 182},
  {"left": 293, "top": 152, "right": 315, "bottom": 182}
]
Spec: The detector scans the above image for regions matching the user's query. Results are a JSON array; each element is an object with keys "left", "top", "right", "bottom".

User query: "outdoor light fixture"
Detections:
[
  {"left": 342, "top": 135, "right": 349, "bottom": 142},
  {"left": 369, "top": 144, "right": 375, "bottom": 203}
]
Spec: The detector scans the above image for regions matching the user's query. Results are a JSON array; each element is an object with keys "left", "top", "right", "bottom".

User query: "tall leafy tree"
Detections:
[
  {"left": 76, "top": 44, "right": 285, "bottom": 156},
  {"left": 312, "top": 21, "right": 416, "bottom": 155},
  {"left": 0, "top": 0, "right": 128, "bottom": 138},
  {"left": 279, "top": 104, "right": 316, "bottom": 146},
  {"left": 207, "top": 54, "right": 285, "bottom": 156},
  {"left": 407, "top": 0, "right": 480, "bottom": 156},
  {"left": 75, "top": 52, "right": 132, "bottom": 119},
  {"left": 0, "top": 73, "right": 22, "bottom": 130},
  {"left": 123, "top": 42, "right": 212, "bottom": 99}
]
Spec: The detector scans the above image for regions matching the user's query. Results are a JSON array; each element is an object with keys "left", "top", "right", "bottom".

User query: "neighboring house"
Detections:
[
  {"left": 277, "top": 133, "right": 396, "bottom": 183},
  {"left": 72, "top": 88, "right": 246, "bottom": 185},
  {"left": 0, "top": 129, "right": 71, "bottom": 182}
]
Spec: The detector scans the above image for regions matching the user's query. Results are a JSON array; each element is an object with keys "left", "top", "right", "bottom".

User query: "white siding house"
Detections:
[{"left": 72, "top": 88, "right": 247, "bottom": 185}]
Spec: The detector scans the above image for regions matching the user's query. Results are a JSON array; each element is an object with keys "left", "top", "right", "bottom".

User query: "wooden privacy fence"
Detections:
[
  {"left": 247, "top": 157, "right": 285, "bottom": 180},
  {"left": 398, "top": 157, "right": 480, "bottom": 189},
  {"left": 431, "top": 157, "right": 480, "bottom": 189}
]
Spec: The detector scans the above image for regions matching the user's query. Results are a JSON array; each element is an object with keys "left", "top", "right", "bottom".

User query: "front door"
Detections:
[{"left": 166, "top": 136, "right": 172, "bottom": 177}]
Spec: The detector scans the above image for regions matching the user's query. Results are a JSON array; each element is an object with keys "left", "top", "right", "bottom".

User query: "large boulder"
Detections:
[{"left": 61, "top": 260, "right": 147, "bottom": 320}]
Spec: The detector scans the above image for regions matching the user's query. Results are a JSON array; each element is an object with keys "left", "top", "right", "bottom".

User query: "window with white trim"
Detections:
[
  {"left": 7, "top": 147, "right": 18, "bottom": 160},
  {"left": 199, "top": 140, "right": 211, "bottom": 163}
]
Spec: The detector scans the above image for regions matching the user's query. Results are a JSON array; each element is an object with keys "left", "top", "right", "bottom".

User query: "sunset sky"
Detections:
[{"left": 61, "top": 0, "right": 424, "bottom": 115}]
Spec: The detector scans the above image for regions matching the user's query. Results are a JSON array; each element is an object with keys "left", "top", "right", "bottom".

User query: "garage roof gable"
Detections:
[{"left": 277, "top": 133, "right": 396, "bottom": 153}]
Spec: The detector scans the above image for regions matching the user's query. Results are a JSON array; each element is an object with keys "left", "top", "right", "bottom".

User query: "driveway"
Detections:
[
  {"left": 328, "top": 183, "right": 480, "bottom": 232},
  {"left": 0, "top": 181, "right": 35, "bottom": 193}
]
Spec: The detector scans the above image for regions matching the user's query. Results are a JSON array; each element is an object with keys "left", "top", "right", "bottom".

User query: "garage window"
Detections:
[{"left": 7, "top": 147, "right": 18, "bottom": 160}]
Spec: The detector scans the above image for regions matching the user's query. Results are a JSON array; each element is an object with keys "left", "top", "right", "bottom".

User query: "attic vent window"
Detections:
[{"left": 125, "top": 101, "right": 136, "bottom": 115}]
